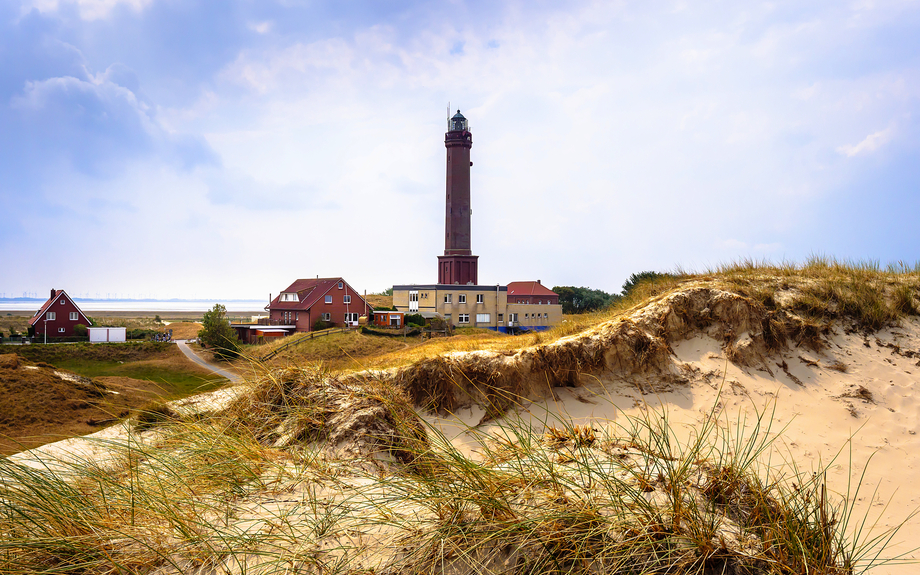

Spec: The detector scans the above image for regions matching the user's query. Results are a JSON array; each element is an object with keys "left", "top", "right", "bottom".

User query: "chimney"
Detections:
[
  {"left": 536, "top": 280, "right": 541, "bottom": 285},
  {"left": 50, "top": 288, "right": 56, "bottom": 298}
]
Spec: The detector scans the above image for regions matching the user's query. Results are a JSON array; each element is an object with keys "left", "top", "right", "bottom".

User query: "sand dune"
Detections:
[{"left": 7, "top": 281, "right": 920, "bottom": 573}]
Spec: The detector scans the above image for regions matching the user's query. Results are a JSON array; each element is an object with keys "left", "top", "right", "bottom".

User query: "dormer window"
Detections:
[{"left": 280, "top": 293, "right": 299, "bottom": 302}]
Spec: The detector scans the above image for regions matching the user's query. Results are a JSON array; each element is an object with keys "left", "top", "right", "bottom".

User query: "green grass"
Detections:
[
  {"left": 12, "top": 341, "right": 228, "bottom": 396},
  {"left": 44, "top": 358, "right": 226, "bottom": 395}
]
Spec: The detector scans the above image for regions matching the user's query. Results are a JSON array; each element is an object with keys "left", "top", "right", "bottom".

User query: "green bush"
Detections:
[
  {"left": 405, "top": 313, "right": 426, "bottom": 327},
  {"left": 621, "top": 271, "right": 675, "bottom": 297},
  {"left": 127, "top": 328, "right": 158, "bottom": 340},
  {"left": 73, "top": 323, "right": 88, "bottom": 337},
  {"left": 552, "top": 286, "right": 620, "bottom": 314},
  {"left": 198, "top": 304, "right": 241, "bottom": 360},
  {"left": 312, "top": 319, "right": 333, "bottom": 331}
]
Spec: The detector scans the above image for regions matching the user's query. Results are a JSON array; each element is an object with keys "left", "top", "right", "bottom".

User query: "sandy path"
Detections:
[{"left": 174, "top": 340, "right": 241, "bottom": 383}]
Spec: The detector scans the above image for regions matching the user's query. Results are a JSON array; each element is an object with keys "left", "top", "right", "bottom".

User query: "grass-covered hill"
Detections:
[{"left": 4, "top": 258, "right": 920, "bottom": 575}]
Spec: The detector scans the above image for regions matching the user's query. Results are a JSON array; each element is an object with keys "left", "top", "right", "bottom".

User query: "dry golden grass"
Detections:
[{"left": 164, "top": 321, "right": 201, "bottom": 339}]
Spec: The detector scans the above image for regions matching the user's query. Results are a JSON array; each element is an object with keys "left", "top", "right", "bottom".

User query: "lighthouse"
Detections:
[{"left": 438, "top": 110, "right": 479, "bottom": 285}]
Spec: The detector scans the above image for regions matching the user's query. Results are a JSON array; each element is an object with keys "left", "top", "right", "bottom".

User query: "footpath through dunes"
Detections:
[{"left": 5, "top": 269, "right": 920, "bottom": 574}]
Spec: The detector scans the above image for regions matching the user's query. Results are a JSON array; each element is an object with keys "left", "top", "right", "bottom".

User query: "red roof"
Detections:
[
  {"left": 29, "top": 289, "right": 92, "bottom": 327},
  {"left": 506, "top": 281, "right": 558, "bottom": 297},
  {"left": 268, "top": 277, "right": 367, "bottom": 311}
]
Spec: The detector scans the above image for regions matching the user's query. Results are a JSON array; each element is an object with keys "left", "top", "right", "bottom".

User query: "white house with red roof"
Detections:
[{"left": 29, "top": 289, "right": 93, "bottom": 339}]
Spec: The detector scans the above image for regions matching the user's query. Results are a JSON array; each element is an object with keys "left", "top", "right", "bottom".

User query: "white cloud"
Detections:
[
  {"left": 836, "top": 126, "right": 894, "bottom": 157},
  {"left": 22, "top": 0, "right": 153, "bottom": 20},
  {"left": 248, "top": 21, "right": 272, "bottom": 34}
]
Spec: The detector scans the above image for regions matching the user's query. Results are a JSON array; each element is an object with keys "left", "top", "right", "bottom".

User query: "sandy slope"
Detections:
[{"left": 426, "top": 319, "right": 920, "bottom": 572}]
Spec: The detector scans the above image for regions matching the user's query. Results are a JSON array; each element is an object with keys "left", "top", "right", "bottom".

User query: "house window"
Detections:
[
  {"left": 544, "top": 313, "right": 548, "bottom": 319},
  {"left": 458, "top": 314, "right": 469, "bottom": 323},
  {"left": 280, "top": 293, "right": 298, "bottom": 302},
  {"left": 409, "top": 292, "right": 418, "bottom": 302},
  {"left": 58, "top": 327, "right": 65, "bottom": 333},
  {"left": 390, "top": 315, "right": 401, "bottom": 327},
  {"left": 459, "top": 294, "right": 466, "bottom": 304},
  {"left": 444, "top": 314, "right": 451, "bottom": 323},
  {"left": 476, "top": 313, "right": 490, "bottom": 323},
  {"left": 325, "top": 295, "right": 332, "bottom": 304},
  {"left": 343, "top": 295, "right": 351, "bottom": 304},
  {"left": 509, "top": 313, "right": 518, "bottom": 323},
  {"left": 322, "top": 313, "right": 331, "bottom": 321},
  {"left": 345, "top": 313, "right": 358, "bottom": 322},
  {"left": 498, "top": 313, "right": 504, "bottom": 323},
  {"left": 476, "top": 294, "right": 484, "bottom": 304},
  {"left": 338, "top": 282, "right": 343, "bottom": 289},
  {"left": 46, "top": 312, "right": 56, "bottom": 320},
  {"left": 60, "top": 299, "right": 66, "bottom": 305},
  {"left": 296, "top": 312, "right": 299, "bottom": 321},
  {"left": 69, "top": 312, "right": 78, "bottom": 321},
  {"left": 444, "top": 294, "right": 452, "bottom": 304}
]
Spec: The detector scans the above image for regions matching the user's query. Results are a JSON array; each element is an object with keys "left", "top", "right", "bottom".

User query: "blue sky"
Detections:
[{"left": 2, "top": 0, "right": 919, "bottom": 300}]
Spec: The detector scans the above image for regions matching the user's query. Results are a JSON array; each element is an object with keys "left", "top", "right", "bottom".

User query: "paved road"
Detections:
[{"left": 175, "top": 340, "right": 242, "bottom": 383}]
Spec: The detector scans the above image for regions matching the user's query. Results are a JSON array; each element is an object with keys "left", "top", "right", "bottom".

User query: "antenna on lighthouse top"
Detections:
[{"left": 447, "top": 102, "right": 450, "bottom": 128}]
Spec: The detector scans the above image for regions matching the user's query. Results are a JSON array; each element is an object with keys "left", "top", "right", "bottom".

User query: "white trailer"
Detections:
[{"left": 88, "top": 327, "right": 127, "bottom": 343}]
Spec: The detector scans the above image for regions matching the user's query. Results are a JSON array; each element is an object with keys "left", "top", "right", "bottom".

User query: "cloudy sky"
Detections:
[{"left": 2, "top": 0, "right": 919, "bottom": 300}]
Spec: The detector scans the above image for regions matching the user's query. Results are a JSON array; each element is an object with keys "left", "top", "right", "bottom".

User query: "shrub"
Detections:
[
  {"left": 198, "top": 304, "right": 241, "bottom": 360},
  {"left": 73, "top": 323, "right": 88, "bottom": 337},
  {"left": 621, "top": 271, "right": 675, "bottom": 297},
  {"left": 313, "top": 319, "right": 334, "bottom": 331},
  {"left": 552, "top": 286, "right": 620, "bottom": 314},
  {"left": 406, "top": 313, "right": 426, "bottom": 326},
  {"left": 127, "top": 328, "right": 158, "bottom": 340}
]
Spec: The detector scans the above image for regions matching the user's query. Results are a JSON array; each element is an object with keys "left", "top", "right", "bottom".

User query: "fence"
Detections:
[{"left": 258, "top": 327, "right": 347, "bottom": 361}]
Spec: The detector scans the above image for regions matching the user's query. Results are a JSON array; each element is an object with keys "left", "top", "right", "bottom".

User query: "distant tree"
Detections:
[
  {"left": 621, "top": 271, "right": 674, "bottom": 297},
  {"left": 197, "top": 304, "right": 241, "bottom": 360},
  {"left": 552, "top": 286, "right": 620, "bottom": 314},
  {"left": 73, "top": 324, "right": 88, "bottom": 337},
  {"left": 154, "top": 314, "right": 162, "bottom": 324},
  {"left": 8, "top": 325, "right": 19, "bottom": 337}
]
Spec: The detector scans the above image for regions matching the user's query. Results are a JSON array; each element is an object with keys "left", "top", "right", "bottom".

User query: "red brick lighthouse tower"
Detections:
[{"left": 438, "top": 110, "right": 479, "bottom": 285}]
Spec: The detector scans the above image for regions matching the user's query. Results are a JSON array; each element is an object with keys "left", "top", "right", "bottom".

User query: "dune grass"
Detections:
[{"left": 0, "top": 375, "right": 912, "bottom": 574}]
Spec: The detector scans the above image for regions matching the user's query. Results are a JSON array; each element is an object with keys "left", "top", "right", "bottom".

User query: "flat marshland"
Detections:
[{"left": 4, "top": 258, "right": 920, "bottom": 574}]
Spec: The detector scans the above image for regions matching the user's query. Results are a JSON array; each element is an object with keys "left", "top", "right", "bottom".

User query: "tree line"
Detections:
[{"left": 552, "top": 271, "right": 674, "bottom": 314}]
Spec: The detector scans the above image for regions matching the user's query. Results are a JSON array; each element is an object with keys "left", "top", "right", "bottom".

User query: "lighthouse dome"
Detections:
[{"left": 449, "top": 110, "right": 468, "bottom": 132}]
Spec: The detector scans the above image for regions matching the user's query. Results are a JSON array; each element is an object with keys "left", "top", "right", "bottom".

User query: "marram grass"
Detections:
[{"left": 1, "top": 383, "right": 912, "bottom": 575}]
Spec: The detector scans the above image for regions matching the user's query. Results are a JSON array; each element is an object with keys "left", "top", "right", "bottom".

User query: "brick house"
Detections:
[
  {"left": 267, "top": 278, "right": 369, "bottom": 332},
  {"left": 29, "top": 289, "right": 93, "bottom": 338}
]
